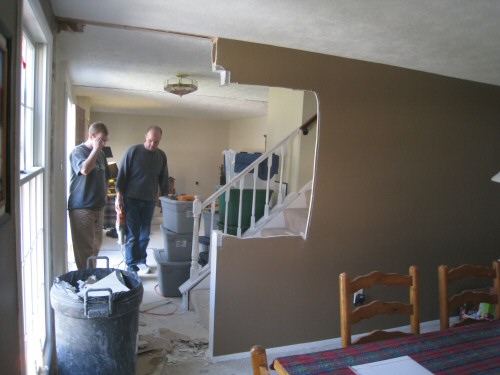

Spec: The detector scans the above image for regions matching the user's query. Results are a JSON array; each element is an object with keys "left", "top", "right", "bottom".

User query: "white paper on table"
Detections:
[{"left": 350, "top": 355, "right": 433, "bottom": 375}]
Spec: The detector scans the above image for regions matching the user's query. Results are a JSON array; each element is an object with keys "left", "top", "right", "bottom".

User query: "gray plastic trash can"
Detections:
[{"left": 50, "top": 257, "right": 143, "bottom": 375}]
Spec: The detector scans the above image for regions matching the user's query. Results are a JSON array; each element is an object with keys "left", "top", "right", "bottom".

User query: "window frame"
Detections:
[{"left": 20, "top": 0, "right": 53, "bottom": 373}]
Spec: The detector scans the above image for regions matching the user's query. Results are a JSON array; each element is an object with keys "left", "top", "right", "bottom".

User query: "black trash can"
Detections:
[{"left": 50, "top": 258, "right": 143, "bottom": 375}]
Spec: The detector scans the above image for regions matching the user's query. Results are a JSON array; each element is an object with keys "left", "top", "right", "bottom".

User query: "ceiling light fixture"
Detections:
[{"left": 164, "top": 73, "right": 198, "bottom": 97}]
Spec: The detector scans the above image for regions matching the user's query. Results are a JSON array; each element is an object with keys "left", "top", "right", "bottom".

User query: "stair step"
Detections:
[
  {"left": 284, "top": 207, "right": 308, "bottom": 234},
  {"left": 261, "top": 227, "right": 299, "bottom": 237}
]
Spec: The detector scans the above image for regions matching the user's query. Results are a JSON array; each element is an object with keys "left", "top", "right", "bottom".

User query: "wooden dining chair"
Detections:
[
  {"left": 438, "top": 261, "right": 499, "bottom": 330},
  {"left": 251, "top": 345, "right": 270, "bottom": 375},
  {"left": 339, "top": 265, "right": 420, "bottom": 348}
]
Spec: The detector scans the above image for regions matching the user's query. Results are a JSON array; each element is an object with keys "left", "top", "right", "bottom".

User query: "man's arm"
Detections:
[
  {"left": 80, "top": 136, "right": 106, "bottom": 175},
  {"left": 158, "top": 151, "right": 169, "bottom": 197},
  {"left": 115, "top": 148, "right": 130, "bottom": 210}
]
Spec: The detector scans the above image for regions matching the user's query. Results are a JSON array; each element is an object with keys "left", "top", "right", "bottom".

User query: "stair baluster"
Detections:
[
  {"left": 223, "top": 185, "right": 230, "bottom": 234},
  {"left": 277, "top": 145, "right": 286, "bottom": 206},
  {"left": 237, "top": 178, "right": 244, "bottom": 237},
  {"left": 190, "top": 196, "right": 202, "bottom": 280},
  {"left": 251, "top": 169, "right": 257, "bottom": 228}
]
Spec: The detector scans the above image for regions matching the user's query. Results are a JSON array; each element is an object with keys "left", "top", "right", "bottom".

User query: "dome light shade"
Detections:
[{"left": 164, "top": 73, "right": 198, "bottom": 97}]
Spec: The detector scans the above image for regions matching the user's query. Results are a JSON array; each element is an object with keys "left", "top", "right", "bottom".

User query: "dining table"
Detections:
[{"left": 271, "top": 320, "right": 500, "bottom": 374}]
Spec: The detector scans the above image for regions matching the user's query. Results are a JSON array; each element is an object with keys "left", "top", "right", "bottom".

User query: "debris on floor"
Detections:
[
  {"left": 164, "top": 336, "right": 209, "bottom": 364},
  {"left": 137, "top": 340, "right": 149, "bottom": 350},
  {"left": 136, "top": 334, "right": 172, "bottom": 375},
  {"left": 136, "top": 325, "right": 209, "bottom": 373},
  {"left": 137, "top": 350, "right": 165, "bottom": 375},
  {"left": 159, "top": 327, "right": 192, "bottom": 341},
  {"left": 137, "top": 335, "right": 172, "bottom": 355},
  {"left": 140, "top": 300, "right": 174, "bottom": 314}
]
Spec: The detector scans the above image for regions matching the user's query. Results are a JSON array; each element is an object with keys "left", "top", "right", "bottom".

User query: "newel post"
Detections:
[{"left": 190, "top": 195, "right": 201, "bottom": 280}]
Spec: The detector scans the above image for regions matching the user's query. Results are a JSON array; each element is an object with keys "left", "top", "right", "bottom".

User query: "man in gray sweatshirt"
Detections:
[{"left": 115, "top": 126, "right": 169, "bottom": 274}]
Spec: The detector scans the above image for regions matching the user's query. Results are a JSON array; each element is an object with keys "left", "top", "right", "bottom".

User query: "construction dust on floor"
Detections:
[
  {"left": 96, "top": 222, "right": 253, "bottom": 375},
  {"left": 133, "top": 278, "right": 251, "bottom": 375},
  {"left": 135, "top": 292, "right": 207, "bottom": 375}
]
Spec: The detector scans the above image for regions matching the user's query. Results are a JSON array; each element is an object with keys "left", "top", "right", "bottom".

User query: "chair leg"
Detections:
[{"left": 251, "top": 345, "right": 270, "bottom": 375}]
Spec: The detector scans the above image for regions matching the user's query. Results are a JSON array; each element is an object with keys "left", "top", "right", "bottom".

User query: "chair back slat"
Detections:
[
  {"left": 340, "top": 265, "right": 420, "bottom": 348},
  {"left": 351, "top": 301, "right": 414, "bottom": 324},
  {"left": 439, "top": 261, "right": 499, "bottom": 330},
  {"left": 351, "top": 271, "right": 413, "bottom": 291}
]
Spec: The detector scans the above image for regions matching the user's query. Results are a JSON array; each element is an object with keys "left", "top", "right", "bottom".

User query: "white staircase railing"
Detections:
[{"left": 180, "top": 115, "right": 317, "bottom": 308}]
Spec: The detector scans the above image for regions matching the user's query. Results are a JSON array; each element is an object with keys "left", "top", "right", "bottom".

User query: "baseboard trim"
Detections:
[{"left": 210, "top": 319, "right": 441, "bottom": 363}]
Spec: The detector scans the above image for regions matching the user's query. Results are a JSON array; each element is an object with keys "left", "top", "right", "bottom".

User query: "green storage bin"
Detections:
[
  {"left": 217, "top": 222, "right": 250, "bottom": 236},
  {"left": 218, "top": 188, "right": 272, "bottom": 234}
]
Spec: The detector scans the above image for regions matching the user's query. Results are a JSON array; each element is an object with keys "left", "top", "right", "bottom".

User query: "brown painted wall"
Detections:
[
  {"left": 0, "top": 0, "right": 22, "bottom": 373},
  {"left": 213, "top": 39, "right": 500, "bottom": 356}
]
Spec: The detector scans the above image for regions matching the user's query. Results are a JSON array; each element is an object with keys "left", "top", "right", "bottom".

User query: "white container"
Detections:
[{"left": 159, "top": 196, "right": 194, "bottom": 234}]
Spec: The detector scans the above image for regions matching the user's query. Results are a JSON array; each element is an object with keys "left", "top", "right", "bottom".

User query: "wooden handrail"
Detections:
[
  {"left": 300, "top": 114, "right": 317, "bottom": 135},
  {"left": 200, "top": 113, "right": 316, "bottom": 211}
]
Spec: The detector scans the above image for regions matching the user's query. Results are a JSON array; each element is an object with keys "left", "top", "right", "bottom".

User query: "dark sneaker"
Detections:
[
  {"left": 127, "top": 265, "right": 139, "bottom": 274},
  {"left": 105, "top": 228, "right": 118, "bottom": 238}
]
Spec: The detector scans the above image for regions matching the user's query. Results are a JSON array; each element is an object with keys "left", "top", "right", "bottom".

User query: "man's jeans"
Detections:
[{"left": 124, "top": 197, "right": 156, "bottom": 267}]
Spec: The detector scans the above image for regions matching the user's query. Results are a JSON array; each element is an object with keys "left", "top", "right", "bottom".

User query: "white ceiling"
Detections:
[{"left": 50, "top": 0, "right": 500, "bottom": 121}]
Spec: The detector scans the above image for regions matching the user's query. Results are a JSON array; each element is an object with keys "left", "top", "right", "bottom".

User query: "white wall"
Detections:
[
  {"left": 267, "top": 87, "right": 306, "bottom": 193},
  {"left": 267, "top": 88, "right": 304, "bottom": 148},
  {"left": 90, "top": 112, "right": 230, "bottom": 200},
  {"left": 297, "top": 91, "right": 318, "bottom": 189},
  {"left": 228, "top": 116, "right": 267, "bottom": 152}
]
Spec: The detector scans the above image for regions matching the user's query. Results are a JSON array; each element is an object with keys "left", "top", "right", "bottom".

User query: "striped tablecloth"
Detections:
[{"left": 272, "top": 320, "right": 500, "bottom": 374}]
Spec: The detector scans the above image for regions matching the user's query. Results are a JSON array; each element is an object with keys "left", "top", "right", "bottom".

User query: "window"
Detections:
[
  {"left": 20, "top": 0, "right": 52, "bottom": 372},
  {"left": 20, "top": 33, "right": 35, "bottom": 171}
]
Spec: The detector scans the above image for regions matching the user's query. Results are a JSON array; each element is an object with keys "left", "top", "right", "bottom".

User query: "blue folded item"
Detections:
[
  {"left": 258, "top": 154, "right": 279, "bottom": 180},
  {"left": 234, "top": 152, "right": 279, "bottom": 180},
  {"left": 234, "top": 152, "right": 261, "bottom": 173}
]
